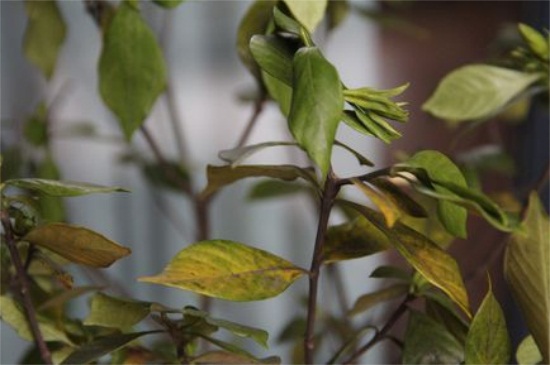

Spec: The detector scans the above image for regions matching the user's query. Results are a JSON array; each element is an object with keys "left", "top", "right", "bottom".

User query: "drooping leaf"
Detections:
[
  {"left": 504, "top": 192, "right": 550, "bottom": 364},
  {"left": 24, "top": 223, "right": 131, "bottom": 268},
  {"left": 403, "top": 311, "right": 464, "bottom": 364},
  {"left": 288, "top": 47, "right": 343, "bottom": 178},
  {"left": 0, "top": 296, "right": 73, "bottom": 345},
  {"left": 370, "top": 178, "right": 427, "bottom": 218},
  {"left": 400, "top": 150, "right": 469, "bottom": 238},
  {"left": 183, "top": 307, "right": 268, "bottom": 348},
  {"left": 518, "top": 23, "right": 549, "bottom": 61},
  {"left": 369, "top": 265, "right": 411, "bottom": 282},
  {"left": 516, "top": 335, "right": 543, "bottom": 365},
  {"left": 250, "top": 35, "right": 295, "bottom": 86},
  {"left": 282, "top": 0, "right": 327, "bottom": 34},
  {"left": 218, "top": 141, "right": 298, "bottom": 167},
  {"left": 201, "top": 164, "right": 318, "bottom": 199},
  {"left": 422, "top": 64, "right": 542, "bottom": 123},
  {"left": 84, "top": 293, "right": 152, "bottom": 330},
  {"left": 192, "top": 351, "right": 280, "bottom": 365},
  {"left": 348, "top": 284, "right": 409, "bottom": 316},
  {"left": 99, "top": 1, "right": 167, "bottom": 139},
  {"left": 23, "top": 0, "right": 66, "bottom": 79},
  {"left": 323, "top": 215, "right": 390, "bottom": 263},
  {"left": 352, "top": 179, "right": 400, "bottom": 227},
  {"left": 139, "top": 240, "right": 306, "bottom": 301},
  {"left": 5, "top": 178, "right": 128, "bottom": 197},
  {"left": 152, "top": 0, "right": 184, "bottom": 9},
  {"left": 333, "top": 140, "right": 374, "bottom": 167},
  {"left": 247, "top": 180, "right": 310, "bottom": 200},
  {"left": 60, "top": 331, "right": 159, "bottom": 365},
  {"left": 465, "top": 286, "right": 511, "bottom": 364},
  {"left": 237, "top": 0, "right": 278, "bottom": 80}
]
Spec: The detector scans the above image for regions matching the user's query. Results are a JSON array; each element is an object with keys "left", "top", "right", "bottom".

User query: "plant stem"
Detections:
[
  {"left": 341, "top": 294, "right": 412, "bottom": 364},
  {"left": 304, "top": 171, "right": 339, "bottom": 364},
  {"left": 1, "top": 211, "right": 53, "bottom": 365},
  {"left": 235, "top": 94, "right": 266, "bottom": 149}
]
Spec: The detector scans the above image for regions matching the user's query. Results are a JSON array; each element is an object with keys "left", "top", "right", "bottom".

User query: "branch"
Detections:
[
  {"left": 235, "top": 94, "right": 266, "bottom": 149},
  {"left": 1, "top": 211, "right": 53, "bottom": 365}
]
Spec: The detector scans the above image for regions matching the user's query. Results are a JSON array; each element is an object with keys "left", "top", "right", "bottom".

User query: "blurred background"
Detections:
[{"left": 1, "top": 0, "right": 548, "bottom": 363}]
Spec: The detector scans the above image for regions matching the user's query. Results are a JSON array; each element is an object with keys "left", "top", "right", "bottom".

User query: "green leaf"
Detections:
[
  {"left": 38, "top": 286, "right": 101, "bottom": 312},
  {"left": 201, "top": 164, "right": 318, "bottom": 199},
  {"left": 272, "top": 6, "right": 303, "bottom": 37},
  {"left": 247, "top": 180, "right": 309, "bottom": 200},
  {"left": 344, "top": 201, "right": 470, "bottom": 316},
  {"left": 84, "top": 293, "right": 151, "bottom": 330},
  {"left": 139, "top": 240, "right": 306, "bottom": 301},
  {"left": 152, "top": 0, "right": 184, "bottom": 9},
  {"left": 195, "top": 334, "right": 266, "bottom": 362},
  {"left": 288, "top": 47, "right": 343, "bottom": 178},
  {"left": 24, "top": 223, "right": 131, "bottom": 268},
  {"left": 422, "top": 64, "right": 542, "bottom": 123},
  {"left": 401, "top": 150, "right": 469, "bottom": 238},
  {"left": 516, "top": 335, "right": 543, "bottom": 365},
  {"left": 5, "top": 178, "right": 128, "bottom": 197},
  {"left": 183, "top": 307, "right": 268, "bottom": 348},
  {"left": 36, "top": 156, "right": 66, "bottom": 222},
  {"left": 425, "top": 295, "right": 469, "bottom": 344},
  {"left": 99, "top": 1, "right": 167, "bottom": 140},
  {"left": 370, "top": 178, "right": 427, "bottom": 218},
  {"left": 518, "top": 23, "right": 549, "bottom": 61},
  {"left": 403, "top": 311, "right": 464, "bottom": 364},
  {"left": 263, "top": 71, "right": 293, "bottom": 116},
  {"left": 60, "top": 331, "right": 159, "bottom": 365},
  {"left": 193, "top": 351, "right": 281, "bottom": 365},
  {"left": 0, "top": 296, "right": 73, "bottom": 345},
  {"left": 369, "top": 265, "right": 411, "bottom": 282},
  {"left": 352, "top": 179, "right": 400, "bottom": 227},
  {"left": 23, "top": 0, "right": 66, "bottom": 79},
  {"left": 219, "top": 141, "right": 298, "bottom": 167},
  {"left": 237, "top": 0, "right": 278, "bottom": 80},
  {"left": 323, "top": 215, "right": 390, "bottom": 263},
  {"left": 354, "top": 107, "right": 402, "bottom": 143},
  {"left": 250, "top": 35, "right": 295, "bottom": 86},
  {"left": 465, "top": 286, "right": 511, "bottom": 364},
  {"left": 24, "top": 103, "right": 48, "bottom": 146},
  {"left": 349, "top": 284, "right": 409, "bottom": 316},
  {"left": 282, "top": 0, "right": 327, "bottom": 34},
  {"left": 504, "top": 192, "right": 550, "bottom": 364},
  {"left": 344, "top": 84, "right": 409, "bottom": 122}
]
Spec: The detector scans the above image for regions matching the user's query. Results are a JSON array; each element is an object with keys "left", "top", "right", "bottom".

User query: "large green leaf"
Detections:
[
  {"left": 139, "top": 240, "right": 306, "bottom": 301},
  {"left": 504, "top": 192, "right": 550, "bottom": 363},
  {"left": 403, "top": 311, "right": 464, "bottom": 364},
  {"left": 401, "top": 150, "right": 469, "bottom": 238},
  {"left": 250, "top": 35, "right": 295, "bottom": 86},
  {"left": 23, "top": 0, "right": 66, "bottom": 79},
  {"left": 99, "top": 1, "right": 167, "bottom": 139},
  {"left": 516, "top": 335, "right": 543, "bottom": 365},
  {"left": 282, "top": 0, "right": 327, "bottom": 34},
  {"left": 423, "top": 64, "right": 542, "bottom": 123},
  {"left": 237, "top": 0, "right": 278, "bottom": 80},
  {"left": 5, "top": 178, "right": 128, "bottom": 197},
  {"left": 201, "top": 164, "right": 317, "bottom": 199},
  {"left": 24, "top": 223, "right": 131, "bottom": 268},
  {"left": 288, "top": 47, "right": 343, "bottom": 178},
  {"left": 84, "top": 293, "right": 151, "bottom": 330},
  {"left": 348, "top": 284, "right": 409, "bottom": 316},
  {"left": 0, "top": 296, "right": 73, "bottom": 345},
  {"left": 465, "top": 287, "right": 511, "bottom": 364}
]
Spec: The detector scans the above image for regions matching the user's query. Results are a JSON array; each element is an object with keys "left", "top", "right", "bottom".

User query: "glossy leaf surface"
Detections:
[
  {"left": 139, "top": 240, "right": 305, "bottom": 301},
  {"left": 99, "top": 2, "right": 166, "bottom": 139},
  {"left": 504, "top": 192, "right": 549, "bottom": 363},
  {"left": 84, "top": 293, "right": 151, "bottom": 330},
  {"left": 24, "top": 223, "right": 131, "bottom": 268},
  {"left": 250, "top": 35, "right": 295, "bottom": 85},
  {"left": 5, "top": 178, "right": 128, "bottom": 197},
  {"left": 423, "top": 65, "right": 541, "bottom": 123}
]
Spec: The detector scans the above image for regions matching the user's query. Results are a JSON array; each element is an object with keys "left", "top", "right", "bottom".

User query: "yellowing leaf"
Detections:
[
  {"left": 504, "top": 192, "right": 550, "bottom": 364},
  {"left": 84, "top": 293, "right": 151, "bottom": 330},
  {"left": 24, "top": 223, "right": 131, "bottom": 268},
  {"left": 139, "top": 240, "right": 306, "bottom": 301},
  {"left": 6, "top": 178, "right": 128, "bottom": 197},
  {"left": 352, "top": 179, "right": 400, "bottom": 227},
  {"left": 283, "top": 0, "right": 327, "bottom": 34}
]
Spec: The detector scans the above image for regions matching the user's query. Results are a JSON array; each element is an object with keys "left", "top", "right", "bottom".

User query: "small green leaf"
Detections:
[
  {"left": 237, "top": 0, "right": 278, "bottom": 80},
  {"left": 263, "top": 71, "right": 293, "bottom": 116},
  {"left": 60, "top": 331, "right": 159, "bottom": 365},
  {"left": 24, "top": 223, "right": 131, "bottom": 268},
  {"left": 518, "top": 23, "right": 549, "bottom": 61},
  {"left": 516, "top": 335, "right": 543, "bottom": 365},
  {"left": 354, "top": 107, "right": 402, "bottom": 143},
  {"left": 247, "top": 180, "right": 309, "bottom": 200},
  {"left": 84, "top": 293, "right": 151, "bottom": 330},
  {"left": 282, "top": 0, "right": 328, "bottom": 34},
  {"left": 369, "top": 265, "right": 411, "bottom": 282},
  {"left": 288, "top": 47, "right": 343, "bottom": 178},
  {"left": 465, "top": 285, "right": 511, "bottom": 364},
  {"left": 139, "top": 240, "right": 306, "bottom": 301},
  {"left": 403, "top": 311, "right": 464, "bottom": 364},
  {"left": 425, "top": 295, "right": 469, "bottom": 344},
  {"left": 201, "top": 164, "right": 318, "bottom": 199},
  {"left": 344, "top": 84, "right": 409, "bottom": 122},
  {"left": 193, "top": 351, "right": 281, "bottom": 365},
  {"left": 23, "top": 0, "right": 66, "bottom": 79},
  {"left": 0, "top": 296, "right": 73, "bottom": 345},
  {"left": 99, "top": 1, "right": 167, "bottom": 139},
  {"left": 250, "top": 35, "right": 295, "bottom": 86},
  {"left": 349, "top": 284, "right": 409, "bottom": 316},
  {"left": 196, "top": 334, "right": 268, "bottom": 362},
  {"left": 423, "top": 64, "right": 542, "bottom": 123},
  {"left": 35, "top": 156, "right": 66, "bottom": 222},
  {"left": 152, "top": 0, "right": 184, "bottom": 9},
  {"left": 352, "top": 179, "right": 400, "bottom": 227},
  {"left": 272, "top": 6, "right": 303, "bottom": 36},
  {"left": 5, "top": 178, "right": 128, "bottom": 197},
  {"left": 504, "top": 192, "right": 550, "bottom": 364},
  {"left": 219, "top": 141, "right": 298, "bottom": 167}
]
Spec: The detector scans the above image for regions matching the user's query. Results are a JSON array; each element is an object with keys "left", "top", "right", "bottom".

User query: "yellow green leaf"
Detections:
[
  {"left": 352, "top": 178, "right": 400, "bottom": 227},
  {"left": 349, "top": 284, "right": 409, "bottom": 316},
  {"left": 516, "top": 335, "right": 543, "bottom": 365},
  {"left": 84, "top": 293, "right": 151, "bottom": 330},
  {"left": 23, "top": 223, "right": 131, "bottom": 268},
  {"left": 139, "top": 240, "right": 306, "bottom": 301},
  {"left": 282, "top": 0, "right": 327, "bottom": 34}
]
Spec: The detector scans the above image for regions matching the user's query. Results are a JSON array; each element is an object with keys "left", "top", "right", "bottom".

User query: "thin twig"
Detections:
[
  {"left": 235, "top": 95, "right": 266, "bottom": 149},
  {"left": 1, "top": 211, "right": 53, "bottom": 365}
]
